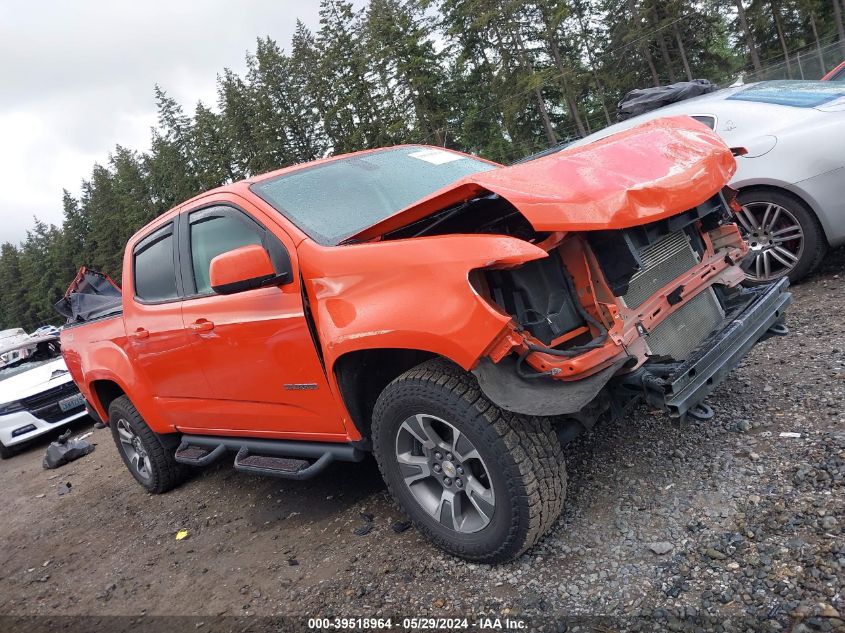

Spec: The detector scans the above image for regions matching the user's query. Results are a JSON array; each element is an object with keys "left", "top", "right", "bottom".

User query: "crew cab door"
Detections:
[
  {"left": 177, "top": 198, "right": 346, "bottom": 440},
  {"left": 122, "top": 221, "right": 209, "bottom": 426}
]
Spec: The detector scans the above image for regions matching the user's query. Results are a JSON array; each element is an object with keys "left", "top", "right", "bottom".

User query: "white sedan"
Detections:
[
  {"left": 569, "top": 80, "right": 845, "bottom": 283},
  {"left": 0, "top": 335, "right": 88, "bottom": 458}
]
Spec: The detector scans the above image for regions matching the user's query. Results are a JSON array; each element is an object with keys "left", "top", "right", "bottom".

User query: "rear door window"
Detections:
[{"left": 133, "top": 223, "right": 178, "bottom": 302}]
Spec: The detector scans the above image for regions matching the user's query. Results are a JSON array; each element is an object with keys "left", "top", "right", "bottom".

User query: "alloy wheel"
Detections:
[
  {"left": 735, "top": 201, "right": 804, "bottom": 282},
  {"left": 116, "top": 418, "right": 151, "bottom": 480},
  {"left": 394, "top": 414, "right": 495, "bottom": 533}
]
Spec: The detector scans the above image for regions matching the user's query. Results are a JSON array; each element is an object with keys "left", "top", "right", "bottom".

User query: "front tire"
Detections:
[
  {"left": 736, "top": 189, "right": 827, "bottom": 285},
  {"left": 371, "top": 359, "right": 566, "bottom": 563},
  {"left": 108, "top": 396, "right": 188, "bottom": 493}
]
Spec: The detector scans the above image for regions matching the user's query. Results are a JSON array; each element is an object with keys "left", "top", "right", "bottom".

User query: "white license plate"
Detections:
[{"left": 58, "top": 393, "right": 85, "bottom": 412}]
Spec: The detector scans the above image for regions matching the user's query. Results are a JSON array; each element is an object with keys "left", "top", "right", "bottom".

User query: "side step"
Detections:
[
  {"left": 234, "top": 448, "right": 334, "bottom": 480},
  {"left": 174, "top": 435, "right": 365, "bottom": 481},
  {"left": 174, "top": 443, "right": 227, "bottom": 466}
]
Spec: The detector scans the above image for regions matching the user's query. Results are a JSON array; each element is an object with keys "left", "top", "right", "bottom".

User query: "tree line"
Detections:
[{"left": 2, "top": 0, "right": 844, "bottom": 330}]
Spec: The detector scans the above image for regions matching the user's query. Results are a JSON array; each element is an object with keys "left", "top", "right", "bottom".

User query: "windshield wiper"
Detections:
[
  {"left": 410, "top": 201, "right": 471, "bottom": 238},
  {"left": 340, "top": 194, "right": 496, "bottom": 244},
  {"left": 338, "top": 201, "right": 471, "bottom": 244},
  {"left": 409, "top": 194, "right": 499, "bottom": 238}
]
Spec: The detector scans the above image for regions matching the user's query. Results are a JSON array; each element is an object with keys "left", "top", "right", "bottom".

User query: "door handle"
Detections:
[
  {"left": 189, "top": 319, "right": 215, "bottom": 332},
  {"left": 130, "top": 328, "right": 149, "bottom": 340}
]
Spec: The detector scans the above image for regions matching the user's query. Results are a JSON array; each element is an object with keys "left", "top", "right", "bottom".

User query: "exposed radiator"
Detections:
[
  {"left": 622, "top": 231, "right": 699, "bottom": 309},
  {"left": 622, "top": 230, "right": 723, "bottom": 360},
  {"left": 645, "top": 288, "right": 724, "bottom": 360}
]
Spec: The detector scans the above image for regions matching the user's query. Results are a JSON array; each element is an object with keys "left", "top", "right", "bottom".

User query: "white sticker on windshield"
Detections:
[{"left": 408, "top": 149, "right": 463, "bottom": 165}]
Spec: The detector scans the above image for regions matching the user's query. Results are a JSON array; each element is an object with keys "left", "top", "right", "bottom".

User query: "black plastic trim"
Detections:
[
  {"left": 210, "top": 272, "right": 289, "bottom": 296},
  {"left": 85, "top": 402, "right": 103, "bottom": 425},
  {"left": 132, "top": 222, "right": 181, "bottom": 305},
  {"left": 175, "top": 435, "right": 366, "bottom": 463},
  {"left": 667, "top": 285, "right": 685, "bottom": 306},
  {"left": 627, "top": 278, "right": 791, "bottom": 419},
  {"left": 300, "top": 275, "right": 327, "bottom": 374}
]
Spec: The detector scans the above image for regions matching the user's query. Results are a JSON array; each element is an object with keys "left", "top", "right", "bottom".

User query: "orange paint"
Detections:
[
  {"left": 349, "top": 117, "right": 735, "bottom": 241},
  {"left": 62, "top": 117, "right": 744, "bottom": 445},
  {"left": 209, "top": 244, "right": 275, "bottom": 290}
]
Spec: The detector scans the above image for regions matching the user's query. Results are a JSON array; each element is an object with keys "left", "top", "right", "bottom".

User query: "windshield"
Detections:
[
  {"left": 0, "top": 339, "right": 62, "bottom": 382},
  {"left": 251, "top": 146, "right": 497, "bottom": 245},
  {"left": 728, "top": 80, "right": 845, "bottom": 108}
]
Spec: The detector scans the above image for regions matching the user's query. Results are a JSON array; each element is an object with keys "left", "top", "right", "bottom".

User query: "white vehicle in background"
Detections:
[
  {"left": 0, "top": 329, "right": 30, "bottom": 367},
  {"left": 31, "top": 325, "right": 60, "bottom": 337},
  {"left": 0, "top": 328, "right": 27, "bottom": 345},
  {"left": 0, "top": 334, "right": 88, "bottom": 458},
  {"left": 569, "top": 80, "right": 845, "bottom": 284}
]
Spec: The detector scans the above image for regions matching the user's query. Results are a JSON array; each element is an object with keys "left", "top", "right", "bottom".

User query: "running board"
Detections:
[
  {"left": 234, "top": 448, "right": 333, "bottom": 480},
  {"left": 174, "top": 443, "right": 226, "bottom": 466},
  {"left": 174, "top": 435, "right": 365, "bottom": 480}
]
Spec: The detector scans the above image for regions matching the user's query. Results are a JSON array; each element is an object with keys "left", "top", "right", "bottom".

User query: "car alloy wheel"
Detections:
[
  {"left": 736, "top": 201, "right": 804, "bottom": 282},
  {"left": 395, "top": 413, "right": 495, "bottom": 533},
  {"left": 116, "top": 418, "right": 152, "bottom": 481},
  {"left": 372, "top": 359, "right": 567, "bottom": 561}
]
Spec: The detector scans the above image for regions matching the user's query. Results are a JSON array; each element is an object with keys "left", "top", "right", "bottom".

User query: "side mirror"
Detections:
[{"left": 209, "top": 244, "right": 292, "bottom": 295}]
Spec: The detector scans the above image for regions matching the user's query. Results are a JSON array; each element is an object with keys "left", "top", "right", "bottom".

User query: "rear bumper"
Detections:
[{"left": 625, "top": 278, "right": 792, "bottom": 419}]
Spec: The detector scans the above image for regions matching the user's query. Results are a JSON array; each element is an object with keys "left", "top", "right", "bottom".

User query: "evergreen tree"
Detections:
[
  {"left": 314, "top": 0, "right": 389, "bottom": 151},
  {"left": 0, "top": 243, "right": 27, "bottom": 329},
  {"left": 364, "top": 0, "right": 450, "bottom": 144},
  {"left": 2, "top": 0, "right": 843, "bottom": 329}
]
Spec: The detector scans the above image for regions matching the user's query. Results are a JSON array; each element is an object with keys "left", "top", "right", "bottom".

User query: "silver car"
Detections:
[{"left": 569, "top": 80, "right": 845, "bottom": 283}]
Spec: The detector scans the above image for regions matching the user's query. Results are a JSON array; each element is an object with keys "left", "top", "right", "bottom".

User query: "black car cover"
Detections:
[
  {"left": 617, "top": 79, "right": 718, "bottom": 120},
  {"left": 55, "top": 267, "right": 122, "bottom": 323}
]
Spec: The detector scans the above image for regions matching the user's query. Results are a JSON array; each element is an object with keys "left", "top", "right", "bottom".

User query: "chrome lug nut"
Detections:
[
  {"left": 457, "top": 466, "right": 464, "bottom": 475},
  {"left": 455, "top": 478, "right": 463, "bottom": 488},
  {"left": 433, "top": 463, "right": 442, "bottom": 473},
  {"left": 446, "top": 453, "right": 453, "bottom": 461},
  {"left": 434, "top": 451, "right": 442, "bottom": 460},
  {"left": 443, "top": 477, "right": 452, "bottom": 486}
]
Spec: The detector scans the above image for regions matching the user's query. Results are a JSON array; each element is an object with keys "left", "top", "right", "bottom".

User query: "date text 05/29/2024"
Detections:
[{"left": 306, "top": 617, "right": 527, "bottom": 630}]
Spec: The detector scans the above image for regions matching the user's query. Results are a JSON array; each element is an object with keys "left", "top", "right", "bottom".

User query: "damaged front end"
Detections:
[
  {"left": 470, "top": 189, "right": 791, "bottom": 426},
  {"left": 307, "top": 117, "right": 790, "bottom": 436}
]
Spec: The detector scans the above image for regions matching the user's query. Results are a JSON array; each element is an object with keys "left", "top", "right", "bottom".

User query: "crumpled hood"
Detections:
[{"left": 349, "top": 117, "right": 736, "bottom": 242}]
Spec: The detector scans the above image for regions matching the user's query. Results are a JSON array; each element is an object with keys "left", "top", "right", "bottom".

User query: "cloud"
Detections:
[{"left": 0, "top": 0, "right": 327, "bottom": 244}]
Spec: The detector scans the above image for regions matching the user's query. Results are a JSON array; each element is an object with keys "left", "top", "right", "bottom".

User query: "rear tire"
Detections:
[
  {"left": 736, "top": 189, "right": 827, "bottom": 285},
  {"left": 108, "top": 396, "right": 188, "bottom": 493},
  {"left": 371, "top": 359, "right": 566, "bottom": 563}
]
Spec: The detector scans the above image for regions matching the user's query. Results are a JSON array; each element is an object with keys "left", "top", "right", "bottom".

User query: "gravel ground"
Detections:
[{"left": 0, "top": 248, "right": 843, "bottom": 631}]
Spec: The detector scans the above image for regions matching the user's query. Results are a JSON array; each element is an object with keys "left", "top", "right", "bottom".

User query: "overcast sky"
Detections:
[{"left": 0, "top": 1, "right": 334, "bottom": 245}]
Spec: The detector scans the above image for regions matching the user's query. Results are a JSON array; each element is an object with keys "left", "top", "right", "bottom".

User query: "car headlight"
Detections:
[{"left": 0, "top": 401, "right": 24, "bottom": 415}]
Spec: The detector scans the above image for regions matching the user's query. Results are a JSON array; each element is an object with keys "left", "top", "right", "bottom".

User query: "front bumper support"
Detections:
[{"left": 622, "top": 278, "right": 792, "bottom": 419}]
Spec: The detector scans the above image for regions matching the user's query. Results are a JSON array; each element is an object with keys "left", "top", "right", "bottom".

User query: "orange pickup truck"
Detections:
[{"left": 59, "top": 117, "right": 790, "bottom": 562}]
